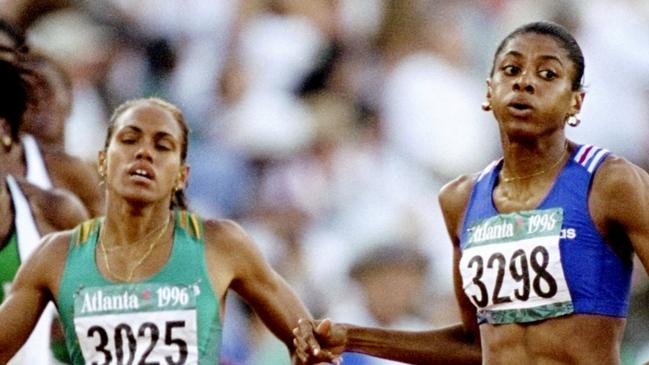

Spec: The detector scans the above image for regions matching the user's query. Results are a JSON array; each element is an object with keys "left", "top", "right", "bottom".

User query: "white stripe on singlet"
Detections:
[{"left": 5, "top": 175, "right": 57, "bottom": 365}]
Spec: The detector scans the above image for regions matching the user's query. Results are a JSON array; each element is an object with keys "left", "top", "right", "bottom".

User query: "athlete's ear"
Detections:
[
  {"left": 485, "top": 79, "right": 493, "bottom": 102},
  {"left": 175, "top": 164, "right": 190, "bottom": 191},
  {"left": 481, "top": 79, "right": 494, "bottom": 111},
  {"left": 569, "top": 90, "right": 585, "bottom": 116},
  {"left": 98, "top": 151, "right": 107, "bottom": 178}
]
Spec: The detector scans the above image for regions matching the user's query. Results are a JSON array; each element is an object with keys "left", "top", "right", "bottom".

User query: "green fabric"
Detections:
[
  {"left": 57, "top": 210, "right": 221, "bottom": 364},
  {"left": 0, "top": 231, "right": 20, "bottom": 303},
  {"left": 466, "top": 208, "right": 563, "bottom": 247},
  {"left": 478, "top": 302, "right": 574, "bottom": 324},
  {"left": 51, "top": 338, "right": 72, "bottom": 364}
]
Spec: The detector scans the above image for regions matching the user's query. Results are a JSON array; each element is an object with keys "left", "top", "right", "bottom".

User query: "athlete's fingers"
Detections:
[
  {"left": 295, "top": 318, "right": 322, "bottom": 356},
  {"left": 293, "top": 326, "right": 307, "bottom": 346},
  {"left": 293, "top": 338, "right": 309, "bottom": 363},
  {"left": 315, "top": 318, "right": 332, "bottom": 337}
]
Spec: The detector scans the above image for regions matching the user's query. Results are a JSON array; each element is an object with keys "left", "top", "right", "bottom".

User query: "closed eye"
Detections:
[{"left": 155, "top": 136, "right": 176, "bottom": 151}]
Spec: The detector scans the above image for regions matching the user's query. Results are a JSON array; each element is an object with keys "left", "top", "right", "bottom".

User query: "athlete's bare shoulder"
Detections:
[
  {"left": 38, "top": 229, "right": 76, "bottom": 261},
  {"left": 439, "top": 173, "right": 479, "bottom": 209},
  {"left": 200, "top": 217, "right": 272, "bottom": 293},
  {"left": 16, "top": 178, "right": 89, "bottom": 232},
  {"left": 20, "top": 228, "right": 77, "bottom": 297},
  {"left": 42, "top": 149, "right": 104, "bottom": 216},
  {"left": 201, "top": 217, "right": 259, "bottom": 264},
  {"left": 439, "top": 172, "right": 480, "bottom": 241},
  {"left": 202, "top": 218, "right": 250, "bottom": 248},
  {"left": 592, "top": 155, "right": 649, "bottom": 198},
  {"left": 591, "top": 154, "right": 649, "bottom": 232}
]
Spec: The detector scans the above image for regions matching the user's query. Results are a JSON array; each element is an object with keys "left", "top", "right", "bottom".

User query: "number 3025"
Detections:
[{"left": 87, "top": 320, "right": 188, "bottom": 365}]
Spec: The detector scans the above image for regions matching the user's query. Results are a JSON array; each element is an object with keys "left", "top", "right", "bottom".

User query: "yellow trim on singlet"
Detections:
[
  {"left": 179, "top": 210, "right": 188, "bottom": 230},
  {"left": 75, "top": 219, "right": 98, "bottom": 246},
  {"left": 189, "top": 213, "right": 202, "bottom": 240},
  {"left": 74, "top": 212, "right": 202, "bottom": 244}
]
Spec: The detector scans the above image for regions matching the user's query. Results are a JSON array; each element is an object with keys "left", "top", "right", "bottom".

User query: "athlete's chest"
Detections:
[
  {"left": 73, "top": 282, "right": 202, "bottom": 364},
  {"left": 460, "top": 208, "right": 574, "bottom": 323},
  {"left": 492, "top": 179, "right": 556, "bottom": 213}
]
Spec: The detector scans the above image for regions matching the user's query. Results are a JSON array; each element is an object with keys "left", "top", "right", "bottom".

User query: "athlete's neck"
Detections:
[
  {"left": 103, "top": 203, "right": 173, "bottom": 247},
  {"left": 501, "top": 139, "right": 570, "bottom": 184},
  {"left": 0, "top": 182, "right": 14, "bottom": 250},
  {"left": 0, "top": 143, "right": 26, "bottom": 179}
]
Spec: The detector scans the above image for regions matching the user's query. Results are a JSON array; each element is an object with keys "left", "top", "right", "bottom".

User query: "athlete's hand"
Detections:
[{"left": 293, "top": 318, "right": 346, "bottom": 364}]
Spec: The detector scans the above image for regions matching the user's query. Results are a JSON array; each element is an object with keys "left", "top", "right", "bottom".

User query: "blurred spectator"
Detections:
[
  {"left": 0, "top": 0, "right": 647, "bottom": 363},
  {"left": 378, "top": 0, "right": 499, "bottom": 181},
  {"left": 330, "top": 244, "right": 432, "bottom": 365},
  {"left": 0, "top": 21, "right": 103, "bottom": 216},
  {"left": 28, "top": 8, "right": 114, "bottom": 162},
  {"left": 568, "top": 0, "right": 649, "bottom": 168},
  {"left": 0, "top": 18, "right": 28, "bottom": 61},
  {"left": 20, "top": 51, "right": 72, "bottom": 148},
  {"left": 0, "top": 0, "right": 69, "bottom": 29}
]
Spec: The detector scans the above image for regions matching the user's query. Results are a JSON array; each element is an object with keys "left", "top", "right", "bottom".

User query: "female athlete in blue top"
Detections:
[{"left": 293, "top": 21, "right": 649, "bottom": 365}]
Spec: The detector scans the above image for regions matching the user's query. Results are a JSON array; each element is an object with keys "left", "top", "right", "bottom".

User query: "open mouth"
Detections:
[
  {"left": 510, "top": 103, "right": 531, "bottom": 110},
  {"left": 128, "top": 166, "right": 155, "bottom": 181},
  {"left": 506, "top": 99, "right": 534, "bottom": 118},
  {"left": 131, "top": 169, "right": 152, "bottom": 179}
]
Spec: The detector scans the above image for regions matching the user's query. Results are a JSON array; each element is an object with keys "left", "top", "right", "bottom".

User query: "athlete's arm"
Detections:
[
  {"left": 293, "top": 174, "right": 482, "bottom": 364},
  {"left": 294, "top": 319, "right": 481, "bottom": 364},
  {"left": 19, "top": 178, "right": 89, "bottom": 232},
  {"left": 45, "top": 151, "right": 105, "bottom": 217},
  {"left": 440, "top": 174, "right": 482, "bottom": 341},
  {"left": 590, "top": 156, "right": 649, "bottom": 273},
  {"left": 0, "top": 232, "right": 69, "bottom": 362},
  {"left": 206, "top": 220, "right": 321, "bottom": 365},
  {"left": 41, "top": 187, "right": 90, "bottom": 230}
]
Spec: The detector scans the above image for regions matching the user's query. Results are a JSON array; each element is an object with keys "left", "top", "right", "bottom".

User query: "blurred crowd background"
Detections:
[{"left": 2, "top": 0, "right": 649, "bottom": 364}]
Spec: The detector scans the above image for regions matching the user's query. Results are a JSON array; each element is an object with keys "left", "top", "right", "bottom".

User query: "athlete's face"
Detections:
[
  {"left": 22, "top": 61, "right": 71, "bottom": 144},
  {"left": 100, "top": 103, "right": 188, "bottom": 206},
  {"left": 486, "top": 33, "right": 584, "bottom": 141},
  {"left": 0, "top": 32, "right": 18, "bottom": 63}
]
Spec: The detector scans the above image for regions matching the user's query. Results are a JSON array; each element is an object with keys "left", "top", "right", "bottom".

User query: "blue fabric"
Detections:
[
  {"left": 460, "top": 145, "right": 632, "bottom": 318},
  {"left": 342, "top": 352, "right": 375, "bottom": 365}
]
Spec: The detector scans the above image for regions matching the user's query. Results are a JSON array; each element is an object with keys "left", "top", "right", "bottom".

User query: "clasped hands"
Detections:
[{"left": 293, "top": 318, "right": 346, "bottom": 365}]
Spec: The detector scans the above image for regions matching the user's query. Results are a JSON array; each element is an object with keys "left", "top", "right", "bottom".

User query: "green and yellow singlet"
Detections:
[{"left": 57, "top": 210, "right": 222, "bottom": 364}]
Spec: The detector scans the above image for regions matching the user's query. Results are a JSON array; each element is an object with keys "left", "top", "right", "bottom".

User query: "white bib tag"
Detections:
[
  {"left": 460, "top": 208, "right": 573, "bottom": 323},
  {"left": 73, "top": 283, "right": 199, "bottom": 364}
]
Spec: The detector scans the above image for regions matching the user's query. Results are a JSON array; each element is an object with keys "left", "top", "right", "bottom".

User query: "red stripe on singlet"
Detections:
[{"left": 578, "top": 145, "right": 593, "bottom": 164}]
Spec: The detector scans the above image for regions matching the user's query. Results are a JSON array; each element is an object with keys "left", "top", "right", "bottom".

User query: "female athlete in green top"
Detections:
[{"left": 0, "top": 97, "right": 335, "bottom": 364}]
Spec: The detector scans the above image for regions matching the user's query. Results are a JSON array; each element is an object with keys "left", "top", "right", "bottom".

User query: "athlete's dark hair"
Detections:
[
  {"left": 0, "top": 18, "right": 26, "bottom": 48},
  {"left": 490, "top": 21, "right": 585, "bottom": 91},
  {"left": 0, "top": 60, "right": 28, "bottom": 140}
]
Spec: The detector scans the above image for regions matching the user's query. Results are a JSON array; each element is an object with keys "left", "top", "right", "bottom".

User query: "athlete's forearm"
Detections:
[
  {"left": 342, "top": 323, "right": 482, "bottom": 365},
  {"left": 0, "top": 290, "right": 43, "bottom": 363}
]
